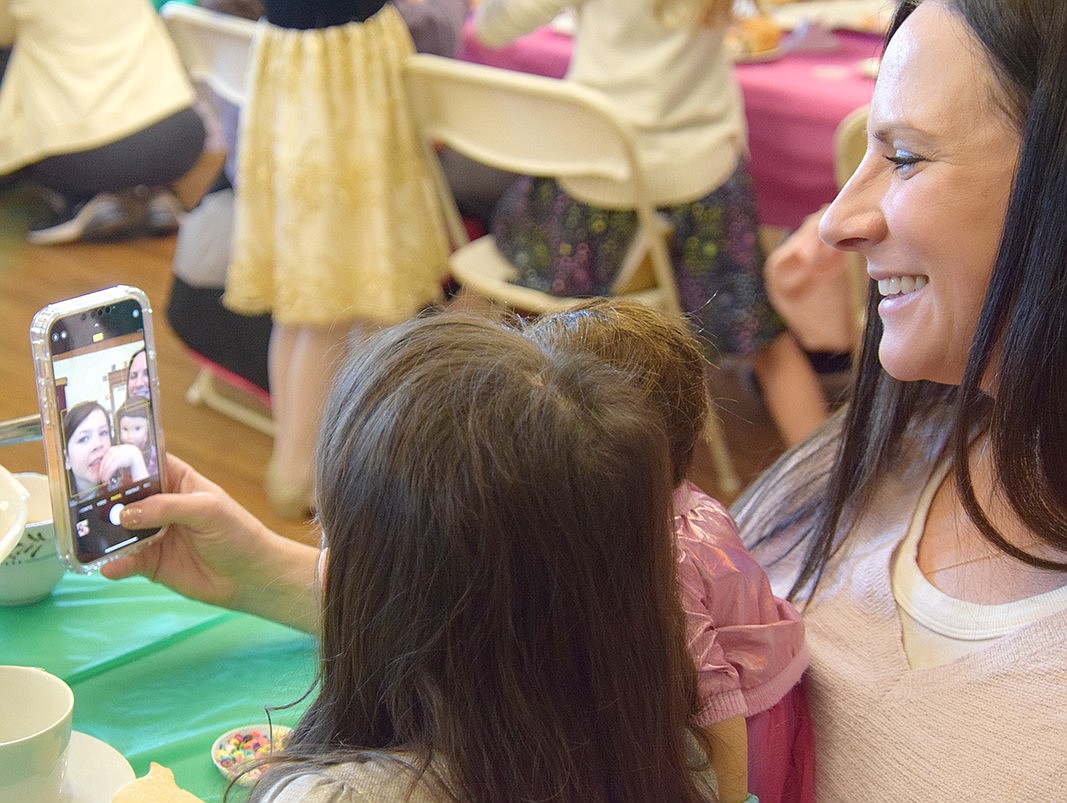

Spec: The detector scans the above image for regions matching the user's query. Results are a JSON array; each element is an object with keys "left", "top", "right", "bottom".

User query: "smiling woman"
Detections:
[
  {"left": 734, "top": 0, "right": 1067, "bottom": 798},
  {"left": 818, "top": 8, "right": 1019, "bottom": 386}
]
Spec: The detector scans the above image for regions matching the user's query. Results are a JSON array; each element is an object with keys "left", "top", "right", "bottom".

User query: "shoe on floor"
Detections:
[
  {"left": 26, "top": 193, "right": 141, "bottom": 245},
  {"left": 146, "top": 189, "right": 186, "bottom": 235}
]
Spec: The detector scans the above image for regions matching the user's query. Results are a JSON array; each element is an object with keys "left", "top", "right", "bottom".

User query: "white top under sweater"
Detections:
[
  {"left": 892, "top": 459, "right": 1067, "bottom": 669},
  {"left": 735, "top": 412, "right": 1067, "bottom": 800},
  {"left": 474, "top": 0, "right": 746, "bottom": 207},
  {"left": 0, "top": 0, "right": 195, "bottom": 175}
]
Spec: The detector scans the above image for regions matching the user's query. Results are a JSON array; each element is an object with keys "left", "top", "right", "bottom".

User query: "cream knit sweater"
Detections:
[
  {"left": 473, "top": 0, "right": 746, "bottom": 207},
  {"left": 736, "top": 415, "right": 1067, "bottom": 800}
]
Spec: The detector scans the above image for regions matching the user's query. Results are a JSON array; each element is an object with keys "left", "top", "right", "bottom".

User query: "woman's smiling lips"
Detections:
[
  {"left": 876, "top": 274, "right": 929, "bottom": 296},
  {"left": 872, "top": 273, "right": 930, "bottom": 317}
]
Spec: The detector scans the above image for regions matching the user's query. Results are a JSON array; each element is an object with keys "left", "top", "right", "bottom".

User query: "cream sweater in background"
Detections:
[
  {"left": 0, "top": 0, "right": 195, "bottom": 175},
  {"left": 474, "top": 0, "right": 746, "bottom": 207}
]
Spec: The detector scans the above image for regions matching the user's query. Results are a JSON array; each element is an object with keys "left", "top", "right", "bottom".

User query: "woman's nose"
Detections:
[{"left": 818, "top": 156, "right": 886, "bottom": 253}]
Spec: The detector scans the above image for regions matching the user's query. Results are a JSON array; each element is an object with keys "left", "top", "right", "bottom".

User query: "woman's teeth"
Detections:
[{"left": 877, "top": 275, "right": 928, "bottom": 296}]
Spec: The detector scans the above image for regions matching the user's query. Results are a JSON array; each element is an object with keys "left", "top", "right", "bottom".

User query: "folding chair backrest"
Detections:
[
  {"left": 403, "top": 53, "right": 679, "bottom": 311},
  {"left": 405, "top": 54, "right": 645, "bottom": 196},
  {"left": 834, "top": 104, "right": 869, "bottom": 188},
  {"left": 160, "top": 2, "right": 257, "bottom": 107},
  {"left": 833, "top": 104, "right": 871, "bottom": 344}
]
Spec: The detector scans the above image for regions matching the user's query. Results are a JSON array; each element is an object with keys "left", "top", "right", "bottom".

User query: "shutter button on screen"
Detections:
[{"left": 109, "top": 503, "right": 125, "bottom": 526}]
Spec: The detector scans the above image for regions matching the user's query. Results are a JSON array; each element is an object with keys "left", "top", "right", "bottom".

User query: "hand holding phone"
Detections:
[{"left": 31, "top": 286, "right": 168, "bottom": 572}]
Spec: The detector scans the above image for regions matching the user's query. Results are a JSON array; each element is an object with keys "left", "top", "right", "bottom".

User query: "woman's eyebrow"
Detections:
[{"left": 869, "top": 120, "right": 931, "bottom": 146}]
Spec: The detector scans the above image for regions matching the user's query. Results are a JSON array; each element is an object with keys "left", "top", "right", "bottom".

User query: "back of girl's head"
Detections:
[
  {"left": 297, "top": 313, "right": 708, "bottom": 802},
  {"left": 524, "top": 299, "right": 709, "bottom": 487}
]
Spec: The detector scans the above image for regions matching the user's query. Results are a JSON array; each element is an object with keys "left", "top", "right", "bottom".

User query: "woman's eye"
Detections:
[{"left": 885, "top": 150, "right": 924, "bottom": 175}]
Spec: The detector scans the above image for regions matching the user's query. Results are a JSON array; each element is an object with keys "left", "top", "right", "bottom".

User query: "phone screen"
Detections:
[{"left": 46, "top": 297, "right": 163, "bottom": 565}]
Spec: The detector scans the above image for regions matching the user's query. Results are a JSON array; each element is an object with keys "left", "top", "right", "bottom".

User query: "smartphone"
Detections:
[{"left": 30, "top": 286, "right": 168, "bottom": 572}]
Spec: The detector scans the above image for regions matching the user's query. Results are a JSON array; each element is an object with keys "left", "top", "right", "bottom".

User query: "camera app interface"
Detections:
[{"left": 48, "top": 299, "right": 162, "bottom": 563}]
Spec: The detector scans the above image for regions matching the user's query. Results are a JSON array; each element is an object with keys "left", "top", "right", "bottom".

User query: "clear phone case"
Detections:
[{"left": 30, "top": 286, "right": 168, "bottom": 573}]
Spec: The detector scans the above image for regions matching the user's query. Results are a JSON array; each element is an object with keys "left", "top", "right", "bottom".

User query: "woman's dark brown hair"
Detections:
[
  {"left": 736, "top": 0, "right": 1067, "bottom": 600},
  {"left": 252, "top": 314, "right": 713, "bottom": 802}
]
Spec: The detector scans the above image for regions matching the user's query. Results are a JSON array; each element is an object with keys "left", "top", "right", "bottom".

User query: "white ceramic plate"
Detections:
[{"left": 62, "top": 731, "right": 135, "bottom": 802}]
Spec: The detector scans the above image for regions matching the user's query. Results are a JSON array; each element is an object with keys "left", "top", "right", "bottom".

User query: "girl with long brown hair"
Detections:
[{"left": 245, "top": 314, "right": 717, "bottom": 801}]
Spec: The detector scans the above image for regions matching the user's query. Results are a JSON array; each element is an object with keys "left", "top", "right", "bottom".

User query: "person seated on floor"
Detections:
[{"left": 0, "top": 0, "right": 207, "bottom": 244}]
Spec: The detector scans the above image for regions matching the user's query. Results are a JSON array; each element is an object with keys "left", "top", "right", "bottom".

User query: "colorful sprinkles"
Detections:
[{"left": 211, "top": 724, "right": 291, "bottom": 786}]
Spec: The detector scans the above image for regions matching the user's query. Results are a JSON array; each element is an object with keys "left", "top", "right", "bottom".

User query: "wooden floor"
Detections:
[{"left": 0, "top": 179, "right": 788, "bottom": 552}]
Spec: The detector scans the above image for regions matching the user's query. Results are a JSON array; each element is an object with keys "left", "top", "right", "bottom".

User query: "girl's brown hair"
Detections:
[{"left": 252, "top": 314, "right": 713, "bottom": 802}]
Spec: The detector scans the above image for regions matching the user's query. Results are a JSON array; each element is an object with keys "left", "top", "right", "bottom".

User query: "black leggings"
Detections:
[{"left": 27, "top": 106, "right": 206, "bottom": 201}]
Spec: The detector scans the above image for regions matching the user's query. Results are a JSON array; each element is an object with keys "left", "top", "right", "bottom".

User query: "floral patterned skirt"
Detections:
[
  {"left": 490, "top": 161, "right": 784, "bottom": 359},
  {"left": 225, "top": 7, "right": 450, "bottom": 326}
]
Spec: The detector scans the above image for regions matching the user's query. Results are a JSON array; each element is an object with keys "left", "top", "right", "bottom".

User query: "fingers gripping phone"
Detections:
[{"left": 31, "top": 286, "right": 168, "bottom": 572}]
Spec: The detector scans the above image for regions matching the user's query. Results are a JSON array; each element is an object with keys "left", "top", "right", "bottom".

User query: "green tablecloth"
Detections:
[{"left": 0, "top": 572, "right": 315, "bottom": 801}]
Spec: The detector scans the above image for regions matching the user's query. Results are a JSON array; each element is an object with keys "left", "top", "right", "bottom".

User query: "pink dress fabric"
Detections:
[{"left": 674, "top": 481, "right": 815, "bottom": 803}]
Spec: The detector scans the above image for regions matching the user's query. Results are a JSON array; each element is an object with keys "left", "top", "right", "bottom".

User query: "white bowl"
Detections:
[
  {"left": 211, "top": 724, "right": 292, "bottom": 787},
  {"left": 0, "top": 465, "right": 29, "bottom": 565},
  {"left": 0, "top": 473, "right": 64, "bottom": 606}
]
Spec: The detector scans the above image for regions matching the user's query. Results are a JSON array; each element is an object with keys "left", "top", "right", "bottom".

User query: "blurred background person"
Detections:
[{"left": 0, "top": 0, "right": 206, "bottom": 244}]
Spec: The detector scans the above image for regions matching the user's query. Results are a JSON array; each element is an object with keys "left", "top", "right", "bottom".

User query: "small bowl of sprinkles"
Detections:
[{"left": 211, "top": 723, "right": 292, "bottom": 786}]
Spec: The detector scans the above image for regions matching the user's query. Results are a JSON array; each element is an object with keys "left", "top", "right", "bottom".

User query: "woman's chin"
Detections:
[{"left": 878, "top": 343, "right": 964, "bottom": 386}]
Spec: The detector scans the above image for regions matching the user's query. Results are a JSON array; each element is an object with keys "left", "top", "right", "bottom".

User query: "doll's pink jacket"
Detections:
[{"left": 673, "top": 481, "right": 809, "bottom": 725}]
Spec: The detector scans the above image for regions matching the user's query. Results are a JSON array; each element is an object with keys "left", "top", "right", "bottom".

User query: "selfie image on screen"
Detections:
[{"left": 48, "top": 299, "right": 163, "bottom": 564}]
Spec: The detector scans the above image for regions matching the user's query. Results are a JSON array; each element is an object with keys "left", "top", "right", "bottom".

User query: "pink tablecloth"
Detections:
[{"left": 459, "top": 23, "right": 880, "bottom": 230}]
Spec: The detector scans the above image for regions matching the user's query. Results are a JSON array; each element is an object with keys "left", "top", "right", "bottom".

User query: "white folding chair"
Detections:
[
  {"left": 833, "top": 104, "right": 871, "bottom": 345},
  {"left": 160, "top": 2, "right": 273, "bottom": 435},
  {"left": 403, "top": 54, "right": 739, "bottom": 493},
  {"left": 160, "top": 3, "right": 258, "bottom": 108}
]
